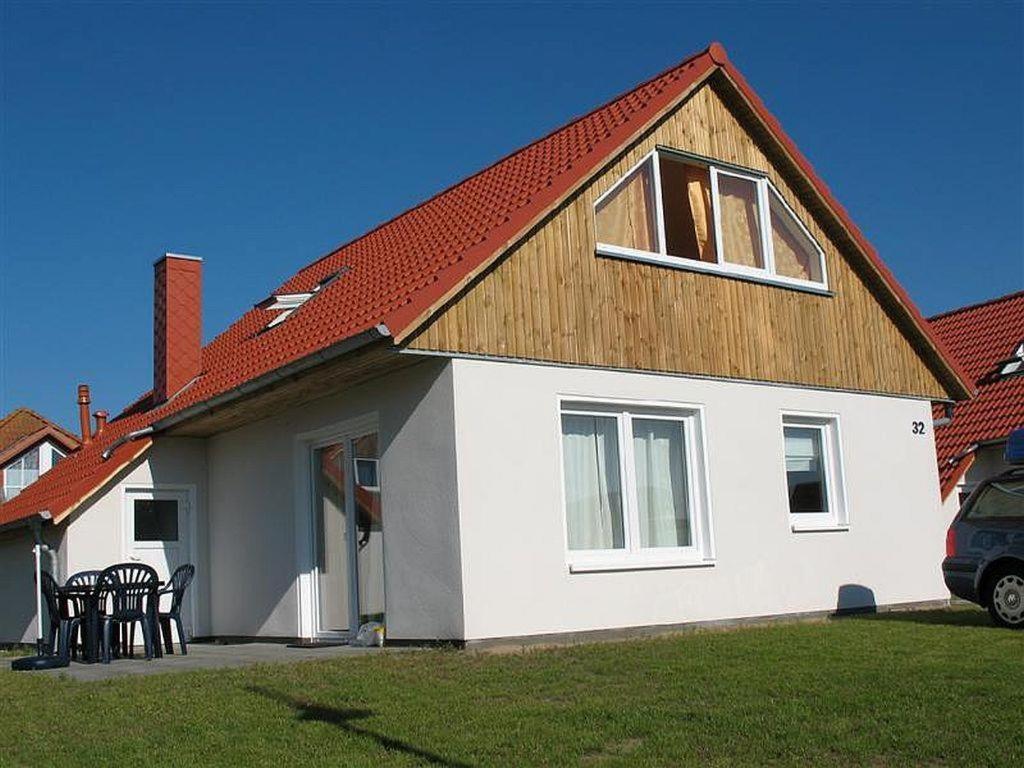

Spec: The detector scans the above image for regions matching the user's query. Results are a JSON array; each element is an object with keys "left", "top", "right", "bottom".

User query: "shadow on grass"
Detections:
[
  {"left": 850, "top": 607, "right": 993, "bottom": 628},
  {"left": 248, "top": 686, "right": 473, "bottom": 767}
]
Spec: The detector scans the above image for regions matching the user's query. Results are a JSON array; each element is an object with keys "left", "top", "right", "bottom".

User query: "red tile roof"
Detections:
[
  {"left": 0, "top": 410, "right": 82, "bottom": 484},
  {"left": 0, "top": 42, "right": 972, "bottom": 528},
  {"left": 931, "top": 290, "right": 1024, "bottom": 497}
]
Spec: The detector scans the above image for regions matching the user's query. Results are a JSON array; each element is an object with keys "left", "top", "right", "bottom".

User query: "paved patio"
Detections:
[{"left": 30, "top": 642, "right": 393, "bottom": 681}]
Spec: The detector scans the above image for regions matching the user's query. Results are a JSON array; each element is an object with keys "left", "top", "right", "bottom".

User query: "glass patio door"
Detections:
[
  {"left": 313, "top": 441, "right": 352, "bottom": 635},
  {"left": 312, "top": 431, "right": 385, "bottom": 638},
  {"left": 353, "top": 433, "right": 384, "bottom": 626}
]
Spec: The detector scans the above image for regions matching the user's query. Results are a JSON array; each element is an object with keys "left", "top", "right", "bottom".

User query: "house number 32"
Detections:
[{"left": 912, "top": 421, "right": 926, "bottom": 435}]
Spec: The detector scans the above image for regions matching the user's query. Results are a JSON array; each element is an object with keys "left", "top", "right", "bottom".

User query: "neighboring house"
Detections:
[
  {"left": 931, "top": 290, "right": 1024, "bottom": 516},
  {"left": 0, "top": 408, "right": 80, "bottom": 502},
  {"left": 0, "top": 43, "right": 973, "bottom": 646}
]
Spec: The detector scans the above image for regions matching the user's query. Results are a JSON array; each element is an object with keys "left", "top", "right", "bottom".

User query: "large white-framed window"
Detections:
[
  {"left": 3, "top": 447, "right": 39, "bottom": 500},
  {"left": 1, "top": 442, "right": 65, "bottom": 500},
  {"left": 780, "top": 413, "right": 848, "bottom": 532},
  {"left": 558, "top": 398, "right": 715, "bottom": 572},
  {"left": 594, "top": 148, "right": 829, "bottom": 293}
]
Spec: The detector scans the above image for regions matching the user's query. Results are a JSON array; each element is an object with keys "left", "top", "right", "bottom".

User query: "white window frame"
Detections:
[
  {"left": 999, "top": 342, "right": 1023, "bottom": 377},
  {"left": 557, "top": 397, "right": 715, "bottom": 572},
  {"left": 3, "top": 446, "right": 40, "bottom": 500},
  {"left": 595, "top": 148, "right": 829, "bottom": 294},
  {"left": 780, "top": 412, "right": 849, "bottom": 532},
  {"left": 354, "top": 457, "right": 380, "bottom": 492}
]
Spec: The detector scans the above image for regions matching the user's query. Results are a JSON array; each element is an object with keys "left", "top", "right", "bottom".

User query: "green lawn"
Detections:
[{"left": 2, "top": 607, "right": 1021, "bottom": 767}]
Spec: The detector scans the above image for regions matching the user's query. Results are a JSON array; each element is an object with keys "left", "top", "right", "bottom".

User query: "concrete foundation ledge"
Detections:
[{"left": 459, "top": 598, "right": 953, "bottom": 653}]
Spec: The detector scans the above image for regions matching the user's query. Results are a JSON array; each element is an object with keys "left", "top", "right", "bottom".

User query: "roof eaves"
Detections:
[
  {"left": 51, "top": 438, "right": 154, "bottom": 525},
  {"left": 152, "top": 323, "right": 392, "bottom": 434}
]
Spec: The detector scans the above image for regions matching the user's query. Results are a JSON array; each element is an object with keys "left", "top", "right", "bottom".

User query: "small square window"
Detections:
[
  {"left": 354, "top": 457, "right": 380, "bottom": 491},
  {"left": 781, "top": 415, "right": 847, "bottom": 531},
  {"left": 134, "top": 499, "right": 179, "bottom": 542}
]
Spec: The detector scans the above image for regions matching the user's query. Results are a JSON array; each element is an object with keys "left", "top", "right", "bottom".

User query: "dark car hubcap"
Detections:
[{"left": 993, "top": 575, "right": 1024, "bottom": 625}]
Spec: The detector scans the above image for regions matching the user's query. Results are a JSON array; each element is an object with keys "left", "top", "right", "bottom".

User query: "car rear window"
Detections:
[{"left": 965, "top": 478, "right": 1024, "bottom": 519}]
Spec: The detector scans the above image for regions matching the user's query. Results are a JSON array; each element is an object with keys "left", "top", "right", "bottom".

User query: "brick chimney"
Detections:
[{"left": 154, "top": 253, "right": 203, "bottom": 403}]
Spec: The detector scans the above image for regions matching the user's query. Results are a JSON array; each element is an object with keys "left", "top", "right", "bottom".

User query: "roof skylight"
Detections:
[
  {"left": 998, "top": 341, "right": 1024, "bottom": 378},
  {"left": 258, "top": 267, "right": 349, "bottom": 331}
]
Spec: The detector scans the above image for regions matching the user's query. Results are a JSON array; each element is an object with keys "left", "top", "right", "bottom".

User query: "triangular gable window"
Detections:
[
  {"left": 595, "top": 157, "right": 660, "bottom": 253},
  {"left": 595, "top": 148, "right": 828, "bottom": 293}
]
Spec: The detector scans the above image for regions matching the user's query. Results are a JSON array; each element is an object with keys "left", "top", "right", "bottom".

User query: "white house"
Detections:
[
  {"left": 0, "top": 409, "right": 80, "bottom": 502},
  {"left": 0, "top": 43, "right": 973, "bottom": 646}
]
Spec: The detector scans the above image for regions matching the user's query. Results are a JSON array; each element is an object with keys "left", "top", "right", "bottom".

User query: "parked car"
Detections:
[{"left": 943, "top": 468, "right": 1024, "bottom": 628}]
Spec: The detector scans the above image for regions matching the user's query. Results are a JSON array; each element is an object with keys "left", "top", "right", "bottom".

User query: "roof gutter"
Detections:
[
  {"left": 100, "top": 426, "right": 156, "bottom": 460},
  {"left": 150, "top": 323, "right": 392, "bottom": 435}
]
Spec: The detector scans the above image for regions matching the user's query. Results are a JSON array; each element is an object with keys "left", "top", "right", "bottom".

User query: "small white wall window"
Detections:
[
  {"left": 559, "top": 400, "right": 714, "bottom": 571},
  {"left": 781, "top": 413, "right": 848, "bottom": 531},
  {"left": 595, "top": 148, "right": 828, "bottom": 293}
]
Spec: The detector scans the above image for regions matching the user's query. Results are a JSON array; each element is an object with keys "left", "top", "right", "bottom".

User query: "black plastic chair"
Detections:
[
  {"left": 158, "top": 564, "right": 195, "bottom": 655},
  {"left": 63, "top": 570, "right": 101, "bottom": 660},
  {"left": 96, "top": 563, "right": 158, "bottom": 663}
]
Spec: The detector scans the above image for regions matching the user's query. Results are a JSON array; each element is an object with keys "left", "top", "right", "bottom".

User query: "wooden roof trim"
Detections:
[
  {"left": 0, "top": 408, "right": 81, "bottom": 452},
  {"left": 389, "top": 52, "right": 721, "bottom": 344},
  {"left": 394, "top": 44, "right": 973, "bottom": 402},
  {"left": 940, "top": 451, "right": 975, "bottom": 501},
  {"left": 0, "top": 426, "right": 78, "bottom": 468},
  {"left": 710, "top": 49, "right": 973, "bottom": 400},
  {"left": 50, "top": 438, "right": 153, "bottom": 525}
]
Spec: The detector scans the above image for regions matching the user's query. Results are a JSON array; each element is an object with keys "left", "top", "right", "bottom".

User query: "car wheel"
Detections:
[{"left": 986, "top": 567, "right": 1024, "bottom": 629}]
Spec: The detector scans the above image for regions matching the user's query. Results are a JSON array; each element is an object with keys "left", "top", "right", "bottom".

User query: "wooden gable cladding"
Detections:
[{"left": 406, "top": 76, "right": 950, "bottom": 401}]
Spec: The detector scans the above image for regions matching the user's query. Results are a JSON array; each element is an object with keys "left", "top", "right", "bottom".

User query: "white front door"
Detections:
[{"left": 123, "top": 488, "right": 192, "bottom": 639}]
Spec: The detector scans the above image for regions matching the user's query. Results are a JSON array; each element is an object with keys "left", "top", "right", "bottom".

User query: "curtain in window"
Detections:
[
  {"left": 717, "top": 174, "right": 764, "bottom": 268},
  {"left": 684, "top": 165, "right": 716, "bottom": 262},
  {"left": 632, "top": 419, "right": 691, "bottom": 548},
  {"left": 561, "top": 415, "right": 624, "bottom": 550},
  {"left": 595, "top": 160, "right": 658, "bottom": 252},
  {"left": 770, "top": 194, "right": 821, "bottom": 282},
  {"left": 660, "top": 158, "right": 717, "bottom": 263}
]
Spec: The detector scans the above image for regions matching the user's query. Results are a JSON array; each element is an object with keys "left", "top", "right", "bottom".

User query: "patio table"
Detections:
[{"left": 57, "top": 580, "right": 164, "bottom": 663}]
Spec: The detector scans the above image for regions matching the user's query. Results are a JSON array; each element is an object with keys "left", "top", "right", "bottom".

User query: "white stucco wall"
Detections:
[
  {"left": 205, "top": 357, "right": 463, "bottom": 640},
  {"left": 61, "top": 438, "right": 210, "bottom": 633},
  {"left": 451, "top": 357, "right": 949, "bottom": 641},
  {"left": 0, "top": 524, "right": 64, "bottom": 644}
]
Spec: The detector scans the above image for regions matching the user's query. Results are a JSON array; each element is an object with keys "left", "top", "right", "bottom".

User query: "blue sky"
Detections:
[{"left": 2, "top": 2, "right": 1022, "bottom": 431}]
